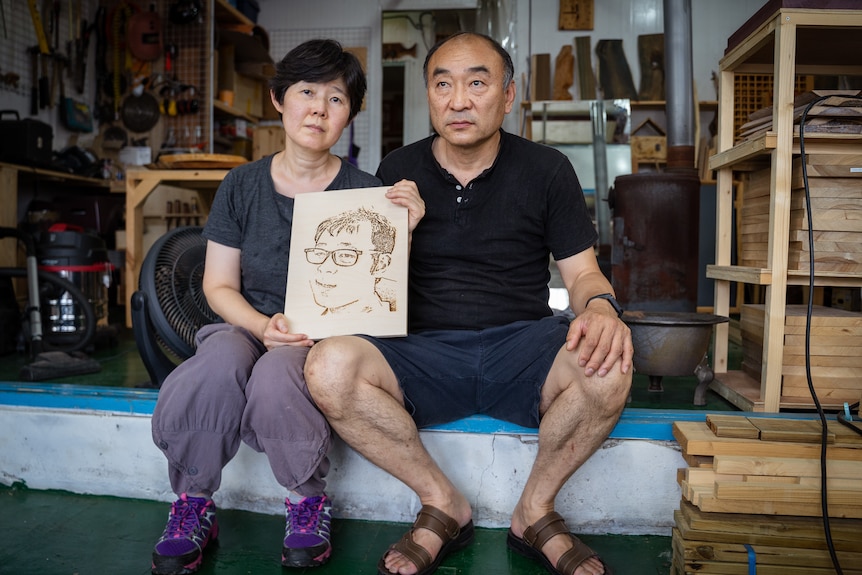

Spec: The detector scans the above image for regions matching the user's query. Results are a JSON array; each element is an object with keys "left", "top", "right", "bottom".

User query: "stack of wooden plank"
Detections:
[
  {"left": 672, "top": 415, "right": 862, "bottom": 574},
  {"left": 740, "top": 153, "right": 862, "bottom": 273},
  {"left": 737, "top": 90, "right": 862, "bottom": 142},
  {"left": 741, "top": 304, "right": 862, "bottom": 404},
  {"left": 731, "top": 74, "right": 815, "bottom": 142}
]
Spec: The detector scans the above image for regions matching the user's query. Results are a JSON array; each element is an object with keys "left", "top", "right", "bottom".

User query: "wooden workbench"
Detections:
[{"left": 123, "top": 169, "right": 228, "bottom": 326}]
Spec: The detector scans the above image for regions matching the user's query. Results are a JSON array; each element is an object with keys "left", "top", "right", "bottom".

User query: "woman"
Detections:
[{"left": 149, "top": 38, "right": 422, "bottom": 575}]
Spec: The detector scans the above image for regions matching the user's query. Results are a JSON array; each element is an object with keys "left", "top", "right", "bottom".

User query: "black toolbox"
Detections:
[{"left": 0, "top": 110, "right": 53, "bottom": 167}]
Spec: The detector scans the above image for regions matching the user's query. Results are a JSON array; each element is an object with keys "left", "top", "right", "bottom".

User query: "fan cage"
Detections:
[{"left": 140, "top": 226, "right": 220, "bottom": 360}]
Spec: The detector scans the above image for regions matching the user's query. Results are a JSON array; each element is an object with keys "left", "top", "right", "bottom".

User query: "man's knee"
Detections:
[
  {"left": 305, "top": 337, "right": 362, "bottom": 408},
  {"left": 602, "top": 369, "right": 633, "bottom": 414}
]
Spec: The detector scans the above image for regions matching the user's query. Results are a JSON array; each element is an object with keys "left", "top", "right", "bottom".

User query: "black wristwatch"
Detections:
[{"left": 585, "top": 293, "right": 624, "bottom": 318}]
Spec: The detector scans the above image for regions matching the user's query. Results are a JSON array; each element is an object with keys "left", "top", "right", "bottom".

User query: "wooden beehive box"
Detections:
[
  {"left": 741, "top": 304, "right": 862, "bottom": 403},
  {"left": 740, "top": 154, "right": 862, "bottom": 273}
]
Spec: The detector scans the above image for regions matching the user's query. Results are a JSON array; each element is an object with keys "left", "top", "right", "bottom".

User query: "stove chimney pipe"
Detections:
[{"left": 663, "top": 0, "right": 696, "bottom": 170}]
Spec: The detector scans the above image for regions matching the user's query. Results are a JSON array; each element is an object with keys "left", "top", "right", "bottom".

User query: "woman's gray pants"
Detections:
[{"left": 152, "top": 323, "right": 330, "bottom": 498}]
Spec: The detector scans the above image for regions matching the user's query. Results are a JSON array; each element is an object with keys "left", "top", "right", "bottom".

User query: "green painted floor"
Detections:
[{"left": 0, "top": 484, "right": 673, "bottom": 575}]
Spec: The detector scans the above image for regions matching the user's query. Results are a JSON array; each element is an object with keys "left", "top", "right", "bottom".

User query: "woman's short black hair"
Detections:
[{"left": 269, "top": 38, "right": 367, "bottom": 121}]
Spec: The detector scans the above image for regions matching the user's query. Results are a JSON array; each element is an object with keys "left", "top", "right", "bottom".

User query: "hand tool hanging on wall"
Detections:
[
  {"left": 29, "top": 47, "right": 40, "bottom": 114},
  {"left": 109, "top": 1, "right": 137, "bottom": 120},
  {"left": 65, "top": 0, "right": 74, "bottom": 78},
  {"left": 26, "top": 0, "right": 51, "bottom": 109},
  {"left": 46, "top": 0, "right": 60, "bottom": 108},
  {"left": 74, "top": 15, "right": 94, "bottom": 94},
  {"left": 59, "top": 56, "right": 93, "bottom": 132},
  {"left": 1, "top": 0, "right": 8, "bottom": 40},
  {"left": 128, "top": 3, "right": 162, "bottom": 62},
  {"left": 92, "top": 5, "right": 110, "bottom": 120}
]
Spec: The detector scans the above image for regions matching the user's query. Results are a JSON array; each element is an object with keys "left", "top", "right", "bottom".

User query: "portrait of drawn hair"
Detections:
[{"left": 285, "top": 187, "right": 408, "bottom": 339}]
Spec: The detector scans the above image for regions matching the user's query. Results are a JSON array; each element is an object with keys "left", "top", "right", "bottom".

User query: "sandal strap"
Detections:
[
  {"left": 413, "top": 505, "right": 461, "bottom": 541},
  {"left": 384, "top": 505, "right": 461, "bottom": 572},
  {"left": 389, "top": 530, "right": 433, "bottom": 571},
  {"left": 523, "top": 511, "right": 568, "bottom": 550},
  {"left": 556, "top": 535, "right": 599, "bottom": 575}
]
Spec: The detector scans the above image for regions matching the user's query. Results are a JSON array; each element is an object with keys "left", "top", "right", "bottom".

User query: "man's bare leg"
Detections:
[
  {"left": 305, "top": 336, "right": 472, "bottom": 575},
  {"left": 509, "top": 344, "right": 631, "bottom": 575}
]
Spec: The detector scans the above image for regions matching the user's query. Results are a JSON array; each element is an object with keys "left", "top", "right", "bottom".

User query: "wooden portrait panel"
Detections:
[{"left": 285, "top": 187, "right": 408, "bottom": 339}]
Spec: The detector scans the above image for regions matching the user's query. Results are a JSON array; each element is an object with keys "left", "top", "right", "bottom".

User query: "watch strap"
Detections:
[{"left": 585, "top": 293, "right": 624, "bottom": 318}]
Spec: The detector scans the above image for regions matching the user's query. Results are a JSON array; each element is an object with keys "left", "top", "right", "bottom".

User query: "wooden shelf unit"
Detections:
[{"left": 707, "top": 6, "right": 862, "bottom": 412}]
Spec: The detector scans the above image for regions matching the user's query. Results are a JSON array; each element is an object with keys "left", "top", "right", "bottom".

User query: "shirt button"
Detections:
[
  {"left": 188, "top": 467, "right": 198, "bottom": 476},
  {"left": 158, "top": 440, "right": 168, "bottom": 449},
  {"left": 455, "top": 185, "right": 462, "bottom": 190}
]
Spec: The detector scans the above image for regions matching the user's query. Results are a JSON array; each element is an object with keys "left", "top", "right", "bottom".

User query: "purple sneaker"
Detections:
[
  {"left": 282, "top": 495, "right": 333, "bottom": 568},
  {"left": 152, "top": 494, "right": 218, "bottom": 575}
]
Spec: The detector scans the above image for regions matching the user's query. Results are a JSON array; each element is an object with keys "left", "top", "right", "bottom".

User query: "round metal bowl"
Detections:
[{"left": 622, "top": 311, "right": 729, "bottom": 377}]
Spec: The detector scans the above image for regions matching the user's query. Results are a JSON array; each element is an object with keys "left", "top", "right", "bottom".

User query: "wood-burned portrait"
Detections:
[{"left": 285, "top": 187, "right": 408, "bottom": 339}]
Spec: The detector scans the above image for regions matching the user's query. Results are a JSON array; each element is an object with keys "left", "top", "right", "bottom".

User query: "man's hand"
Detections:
[
  {"left": 566, "top": 308, "right": 633, "bottom": 377},
  {"left": 386, "top": 179, "right": 425, "bottom": 233},
  {"left": 262, "top": 313, "right": 314, "bottom": 350}
]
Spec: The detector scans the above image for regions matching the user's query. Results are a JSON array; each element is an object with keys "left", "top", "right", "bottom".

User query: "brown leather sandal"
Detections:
[
  {"left": 506, "top": 511, "right": 613, "bottom": 575},
  {"left": 377, "top": 505, "right": 474, "bottom": 575}
]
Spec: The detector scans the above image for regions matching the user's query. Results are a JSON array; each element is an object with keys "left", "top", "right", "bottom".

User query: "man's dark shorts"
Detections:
[{"left": 360, "top": 315, "right": 570, "bottom": 429}]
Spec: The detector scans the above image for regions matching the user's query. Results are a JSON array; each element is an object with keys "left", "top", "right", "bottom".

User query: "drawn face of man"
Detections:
[{"left": 306, "top": 223, "right": 388, "bottom": 314}]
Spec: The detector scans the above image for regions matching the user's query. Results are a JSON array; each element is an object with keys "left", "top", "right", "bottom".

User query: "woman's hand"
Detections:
[
  {"left": 386, "top": 179, "right": 425, "bottom": 233},
  {"left": 262, "top": 313, "right": 314, "bottom": 350}
]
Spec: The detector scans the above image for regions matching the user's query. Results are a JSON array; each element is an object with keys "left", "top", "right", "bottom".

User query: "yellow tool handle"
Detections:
[{"left": 26, "top": 0, "right": 51, "bottom": 55}]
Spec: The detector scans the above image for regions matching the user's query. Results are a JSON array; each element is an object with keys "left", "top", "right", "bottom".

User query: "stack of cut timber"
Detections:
[
  {"left": 737, "top": 90, "right": 862, "bottom": 142},
  {"left": 671, "top": 415, "right": 862, "bottom": 574},
  {"left": 741, "top": 304, "right": 862, "bottom": 405},
  {"left": 740, "top": 153, "right": 862, "bottom": 273},
  {"left": 731, "top": 74, "right": 815, "bottom": 142}
]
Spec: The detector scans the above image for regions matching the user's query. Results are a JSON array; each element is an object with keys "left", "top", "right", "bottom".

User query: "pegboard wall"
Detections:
[
  {"left": 269, "top": 27, "right": 373, "bottom": 173},
  {"left": 0, "top": 0, "right": 100, "bottom": 107},
  {"left": 0, "top": 0, "right": 210, "bottom": 156}
]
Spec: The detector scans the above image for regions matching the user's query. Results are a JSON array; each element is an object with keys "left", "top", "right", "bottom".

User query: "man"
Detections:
[
  {"left": 305, "top": 32, "right": 632, "bottom": 575},
  {"left": 306, "top": 207, "right": 397, "bottom": 315}
]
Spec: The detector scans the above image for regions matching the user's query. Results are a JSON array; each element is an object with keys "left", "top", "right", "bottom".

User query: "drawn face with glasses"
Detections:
[
  {"left": 306, "top": 207, "right": 396, "bottom": 315},
  {"left": 304, "top": 247, "right": 365, "bottom": 267}
]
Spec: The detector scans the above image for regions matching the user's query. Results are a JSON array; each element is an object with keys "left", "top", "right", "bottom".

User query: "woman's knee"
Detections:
[
  {"left": 197, "top": 324, "right": 264, "bottom": 367},
  {"left": 253, "top": 346, "right": 307, "bottom": 381}
]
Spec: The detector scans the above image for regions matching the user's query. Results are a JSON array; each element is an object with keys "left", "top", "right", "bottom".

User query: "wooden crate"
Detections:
[
  {"left": 740, "top": 154, "right": 862, "bottom": 273},
  {"left": 741, "top": 304, "right": 862, "bottom": 403}
]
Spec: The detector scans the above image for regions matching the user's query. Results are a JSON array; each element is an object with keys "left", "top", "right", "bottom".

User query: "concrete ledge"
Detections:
[{"left": 0, "top": 382, "right": 709, "bottom": 534}]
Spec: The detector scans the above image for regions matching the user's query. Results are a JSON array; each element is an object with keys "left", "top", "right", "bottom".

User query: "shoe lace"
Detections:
[
  {"left": 288, "top": 497, "right": 324, "bottom": 534},
  {"left": 165, "top": 495, "right": 205, "bottom": 539}
]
